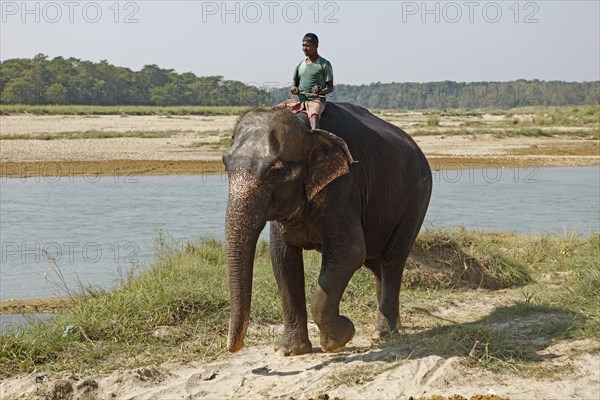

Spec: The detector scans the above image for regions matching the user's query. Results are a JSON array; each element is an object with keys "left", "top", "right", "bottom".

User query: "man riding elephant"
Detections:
[{"left": 275, "top": 33, "right": 334, "bottom": 130}]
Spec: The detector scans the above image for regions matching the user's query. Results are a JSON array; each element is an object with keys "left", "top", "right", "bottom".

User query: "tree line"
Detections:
[
  {"left": 0, "top": 54, "right": 271, "bottom": 106},
  {"left": 1, "top": 55, "right": 598, "bottom": 109},
  {"left": 331, "top": 81, "right": 599, "bottom": 109}
]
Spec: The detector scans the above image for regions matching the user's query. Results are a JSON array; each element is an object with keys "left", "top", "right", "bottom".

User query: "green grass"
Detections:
[
  {"left": 1, "top": 237, "right": 231, "bottom": 376},
  {"left": 3, "top": 105, "right": 597, "bottom": 120},
  {"left": 440, "top": 109, "right": 484, "bottom": 117},
  {"left": 528, "top": 106, "right": 600, "bottom": 127},
  {"left": 411, "top": 128, "right": 600, "bottom": 138},
  {"left": 0, "top": 131, "right": 182, "bottom": 140},
  {"left": 376, "top": 105, "right": 600, "bottom": 139},
  {"left": 0, "top": 105, "right": 251, "bottom": 116},
  {"left": 426, "top": 114, "right": 440, "bottom": 126},
  {"left": 1, "top": 229, "right": 598, "bottom": 378},
  {"left": 188, "top": 134, "right": 234, "bottom": 149},
  {"left": 520, "top": 232, "right": 600, "bottom": 339},
  {"left": 374, "top": 106, "right": 600, "bottom": 122}
]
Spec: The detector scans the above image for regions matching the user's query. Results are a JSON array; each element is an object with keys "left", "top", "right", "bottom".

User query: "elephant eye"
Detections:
[
  {"left": 270, "top": 160, "right": 285, "bottom": 171},
  {"left": 268, "top": 160, "right": 301, "bottom": 182},
  {"left": 285, "top": 165, "right": 302, "bottom": 182},
  {"left": 267, "top": 160, "right": 287, "bottom": 180}
]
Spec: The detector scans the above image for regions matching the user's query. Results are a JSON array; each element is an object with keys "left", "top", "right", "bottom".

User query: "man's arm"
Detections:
[
  {"left": 317, "top": 81, "right": 334, "bottom": 96},
  {"left": 291, "top": 81, "right": 300, "bottom": 95},
  {"left": 314, "top": 60, "right": 334, "bottom": 96},
  {"left": 291, "top": 64, "right": 300, "bottom": 95}
]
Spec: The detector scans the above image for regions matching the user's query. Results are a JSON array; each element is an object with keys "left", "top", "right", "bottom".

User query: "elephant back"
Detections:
[{"left": 319, "top": 102, "right": 429, "bottom": 171}]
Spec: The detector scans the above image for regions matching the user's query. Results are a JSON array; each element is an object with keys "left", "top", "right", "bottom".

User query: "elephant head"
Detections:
[{"left": 222, "top": 108, "right": 356, "bottom": 352}]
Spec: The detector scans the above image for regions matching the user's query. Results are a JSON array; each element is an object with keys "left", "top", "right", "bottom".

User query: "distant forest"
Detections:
[{"left": 1, "top": 55, "right": 598, "bottom": 109}]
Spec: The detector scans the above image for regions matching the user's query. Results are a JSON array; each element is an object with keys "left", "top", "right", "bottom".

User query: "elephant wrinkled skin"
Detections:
[{"left": 222, "top": 102, "right": 432, "bottom": 355}]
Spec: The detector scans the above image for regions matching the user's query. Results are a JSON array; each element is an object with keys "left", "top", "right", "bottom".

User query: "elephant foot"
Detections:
[
  {"left": 371, "top": 327, "right": 401, "bottom": 342},
  {"left": 371, "top": 314, "right": 401, "bottom": 342},
  {"left": 319, "top": 316, "right": 355, "bottom": 352},
  {"left": 274, "top": 337, "right": 312, "bottom": 356}
]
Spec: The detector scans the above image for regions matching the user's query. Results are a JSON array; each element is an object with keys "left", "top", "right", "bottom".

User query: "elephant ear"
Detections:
[{"left": 305, "top": 129, "right": 358, "bottom": 202}]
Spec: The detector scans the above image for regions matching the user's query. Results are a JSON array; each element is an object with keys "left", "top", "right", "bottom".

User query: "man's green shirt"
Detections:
[{"left": 293, "top": 56, "right": 333, "bottom": 104}]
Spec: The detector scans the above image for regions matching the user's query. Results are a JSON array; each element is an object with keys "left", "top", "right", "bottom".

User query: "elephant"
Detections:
[{"left": 222, "top": 102, "right": 432, "bottom": 355}]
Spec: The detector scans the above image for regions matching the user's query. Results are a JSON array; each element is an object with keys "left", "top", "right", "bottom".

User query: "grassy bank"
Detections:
[
  {"left": 2, "top": 105, "right": 597, "bottom": 143},
  {"left": 2, "top": 104, "right": 598, "bottom": 122},
  {"left": 373, "top": 105, "right": 600, "bottom": 126},
  {"left": 0, "top": 130, "right": 182, "bottom": 140},
  {"left": 411, "top": 127, "right": 600, "bottom": 139},
  {"left": 1, "top": 229, "right": 598, "bottom": 379},
  {"left": 0, "top": 105, "right": 251, "bottom": 116},
  {"left": 380, "top": 105, "right": 600, "bottom": 138},
  {"left": 4, "top": 128, "right": 598, "bottom": 141}
]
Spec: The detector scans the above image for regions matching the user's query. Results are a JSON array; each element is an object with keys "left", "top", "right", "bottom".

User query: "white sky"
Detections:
[{"left": 1, "top": 1, "right": 599, "bottom": 86}]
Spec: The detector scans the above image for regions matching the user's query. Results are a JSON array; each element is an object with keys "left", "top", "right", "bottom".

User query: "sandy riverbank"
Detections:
[
  {"left": 1, "top": 113, "right": 598, "bottom": 177},
  {"left": 2, "top": 292, "right": 598, "bottom": 399}
]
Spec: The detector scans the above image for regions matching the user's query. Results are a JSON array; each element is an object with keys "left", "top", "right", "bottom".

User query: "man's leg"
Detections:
[
  {"left": 307, "top": 101, "right": 325, "bottom": 130},
  {"left": 274, "top": 99, "right": 301, "bottom": 109},
  {"left": 309, "top": 115, "right": 320, "bottom": 130}
]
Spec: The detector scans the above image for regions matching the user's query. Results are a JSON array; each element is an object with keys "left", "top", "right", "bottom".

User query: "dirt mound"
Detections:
[
  {"left": 405, "top": 239, "right": 523, "bottom": 290},
  {"left": 18, "top": 375, "right": 100, "bottom": 400}
]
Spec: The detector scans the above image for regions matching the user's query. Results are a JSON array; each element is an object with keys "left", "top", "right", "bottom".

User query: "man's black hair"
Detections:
[{"left": 303, "top": 33, "right": 319, "bottom": 44}]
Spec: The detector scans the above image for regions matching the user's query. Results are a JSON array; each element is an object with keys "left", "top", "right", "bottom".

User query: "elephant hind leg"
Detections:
[
  {"left": 374, "top": 192, "right": 430, "bottom": 340},
  {"left": 364, "top": 259, "right": 392, "bottom": 341},
  {"left": 373, "top": 260, "right": 404, "bottom": 340}
]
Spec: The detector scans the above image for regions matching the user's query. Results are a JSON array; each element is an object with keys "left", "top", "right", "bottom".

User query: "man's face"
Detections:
[{"left": 302, "top": 40, "right": 318, "bottom": 56}]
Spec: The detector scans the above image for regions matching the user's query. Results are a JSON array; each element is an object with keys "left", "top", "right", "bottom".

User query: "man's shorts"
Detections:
[{"left": 274, "top": 99, "right": 326, "bottom": 119}]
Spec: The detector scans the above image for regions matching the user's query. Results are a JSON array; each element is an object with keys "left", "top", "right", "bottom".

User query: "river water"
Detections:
[{"left": 1, "top": 166, "right": 598, "bottom": 302}]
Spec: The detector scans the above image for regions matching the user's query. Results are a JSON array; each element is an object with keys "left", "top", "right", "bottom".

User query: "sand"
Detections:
[
  {"left": 2, "top": 340, "right": 598, "bottom": 399},
  {"left": 2, "top": 289, "right": 599, "bottom": 400},
  {"left": 1, "top": 113, "right": 598, "bottom": 176}
]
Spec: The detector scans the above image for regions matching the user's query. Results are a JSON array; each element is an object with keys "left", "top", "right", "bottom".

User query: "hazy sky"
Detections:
[{"left": 1, "top": 1, "right": 599, "bottom": 86}]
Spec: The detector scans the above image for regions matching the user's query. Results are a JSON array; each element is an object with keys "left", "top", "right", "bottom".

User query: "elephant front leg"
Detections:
[
  {"left": 311, "top": 283, "right": 356, "bottom": 352},
  {"left": 270, "top": 223, "right": 312, "bottom": 356},
  {"left": 311, "top": 228, "right": 366, "bottom": 352}
]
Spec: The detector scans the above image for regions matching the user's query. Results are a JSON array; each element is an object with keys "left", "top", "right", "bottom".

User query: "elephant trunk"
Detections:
[{"left": 225, "top": 175, "right": 268, "bottom": 352}]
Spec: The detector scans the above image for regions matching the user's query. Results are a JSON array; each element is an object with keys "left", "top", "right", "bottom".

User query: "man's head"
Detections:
[
  {"left": 303, "top": 33, "right": 319, "bottom": 45},
  {"left": 302, "top": 33, "right": 319, "bottom": 57}
]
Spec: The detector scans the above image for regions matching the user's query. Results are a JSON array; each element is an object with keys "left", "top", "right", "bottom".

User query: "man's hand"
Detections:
[
  {"left": 311, "top": 85, "right": 321, "bottom": 97},
  {"left": 291, "top": 86, "right": 299, "bottom": 95}
]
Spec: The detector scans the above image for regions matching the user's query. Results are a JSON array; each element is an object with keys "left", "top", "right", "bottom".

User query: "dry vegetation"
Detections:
[{"left": 0, "top": 106, "right": 598, "bottom": 176}]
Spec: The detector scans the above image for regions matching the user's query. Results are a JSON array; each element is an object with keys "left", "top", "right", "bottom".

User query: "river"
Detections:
[{"left": 1, "top": 166, "right": 598, "bottom": 302}]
